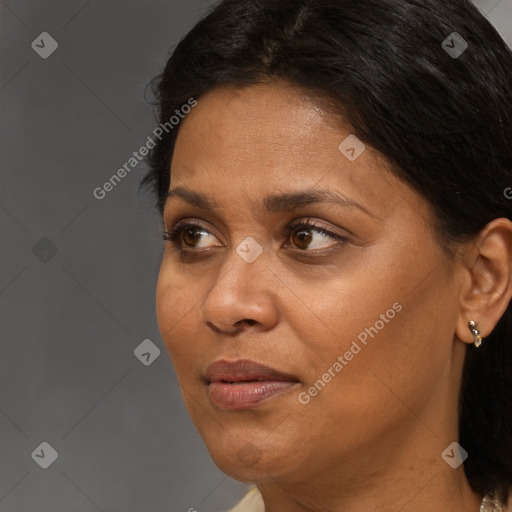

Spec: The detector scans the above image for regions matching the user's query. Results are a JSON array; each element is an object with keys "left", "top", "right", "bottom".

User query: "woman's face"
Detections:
[{"left": 156, "top": 82, "right": 466, "bottom": 486}]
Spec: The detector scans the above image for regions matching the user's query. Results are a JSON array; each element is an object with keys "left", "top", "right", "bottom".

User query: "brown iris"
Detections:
[
  {"left": 182, "top": 227, "right": 204, "bottom": 247},
  {"left": 292, "top": 228, "right": 313, "bottom": 250}
]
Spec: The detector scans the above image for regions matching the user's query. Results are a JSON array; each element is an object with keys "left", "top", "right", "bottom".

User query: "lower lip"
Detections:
[{"left": 208, "top": 380, "right": 298, "bottom": 410}]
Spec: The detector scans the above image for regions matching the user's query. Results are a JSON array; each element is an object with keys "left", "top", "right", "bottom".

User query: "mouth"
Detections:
[{"left": 204, "top": 359, "right": 300, "bottom": 410}]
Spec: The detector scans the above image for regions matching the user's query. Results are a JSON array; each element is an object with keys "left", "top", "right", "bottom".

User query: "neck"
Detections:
[
  {"left": 256, "top": 420, "right": 483, "bottom": 512},
  {"left": 258, "top": 462, "right": 482, "bottom": 512}
]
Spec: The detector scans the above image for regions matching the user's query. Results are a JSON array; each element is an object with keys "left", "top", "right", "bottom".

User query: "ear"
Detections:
[{"left": 455, "top": 218, "right": 512, "bottom": 346}]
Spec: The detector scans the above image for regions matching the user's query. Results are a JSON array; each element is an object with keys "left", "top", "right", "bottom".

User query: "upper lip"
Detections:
[{"left": 204, "top": 359, "right": 300, "bottom": 383}]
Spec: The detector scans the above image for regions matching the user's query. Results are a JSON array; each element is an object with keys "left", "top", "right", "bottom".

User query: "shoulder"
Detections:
[{"left": 226, "top": 486, "right": 264, "bottom": 512}]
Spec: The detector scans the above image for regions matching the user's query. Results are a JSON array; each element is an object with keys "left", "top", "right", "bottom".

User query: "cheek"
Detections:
[
  {"left": 291, "top": 256, "right": 441, "bottom": 400},
  {"left": 310, "top": 268, "right": 456, "bottom": 424},
  {"left": 295, "top": 270, "right": 401, "bottom": 355},
  {"left": 156, "top": 265, "right": 198, "bottom": 359}
]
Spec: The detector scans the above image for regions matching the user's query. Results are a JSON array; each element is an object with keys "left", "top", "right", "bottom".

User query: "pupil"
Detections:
[
  {"left": 184, "top": 228, "right": 201, "bottom": 246},
  {"left": 294, "top": 229, "right": 312, "bottom": 249}
]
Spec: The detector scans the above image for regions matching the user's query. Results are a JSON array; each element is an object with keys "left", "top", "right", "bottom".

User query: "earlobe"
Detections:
[{"left": 455, "top": 218, "right": 512, "bottom": 347}]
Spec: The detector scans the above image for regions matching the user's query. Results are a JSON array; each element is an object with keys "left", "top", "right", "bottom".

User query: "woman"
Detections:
[{"left": 140, "top": 0, "right": 512, "bottom": 510}]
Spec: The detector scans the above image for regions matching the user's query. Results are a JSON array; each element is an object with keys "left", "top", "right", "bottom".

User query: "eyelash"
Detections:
[{"left": 161, "top": 218, "right": 348, "bottom": 256}]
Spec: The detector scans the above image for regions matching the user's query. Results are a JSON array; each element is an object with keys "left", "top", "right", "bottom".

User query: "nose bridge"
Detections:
[
  {"left": 200, "top": 235, "right": 276, "bottom": 332},
  {"left": 211, "top": 236, "right": 268, "bottom": 300},
  {"left": 216, "top": 219, "right": 269, "bottom": 280}
]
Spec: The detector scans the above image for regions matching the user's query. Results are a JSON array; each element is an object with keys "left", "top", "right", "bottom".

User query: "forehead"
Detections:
[
  {"left": 168, "top": 82, "right": 413, "bottom": 221},
  {"left": 173, "top": 83, "right": 345, "bottom": 171}
]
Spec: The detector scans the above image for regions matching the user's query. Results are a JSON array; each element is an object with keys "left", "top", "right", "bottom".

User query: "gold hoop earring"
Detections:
[{"left": 468, "top": 320, "right": 483, "bottom": 348}]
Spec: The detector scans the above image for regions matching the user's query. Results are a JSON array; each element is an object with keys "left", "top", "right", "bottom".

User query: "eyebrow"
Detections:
[{"left": 165, "top": 186, "right": 378, "bottom": 219}]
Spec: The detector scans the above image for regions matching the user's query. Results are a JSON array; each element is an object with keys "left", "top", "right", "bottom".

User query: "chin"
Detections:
[
  {"left": 197, "top": 424, "right": 285, "bottom": 476},
  {"left": 210, "top": 447, "right": 282, "bottom": 483}
]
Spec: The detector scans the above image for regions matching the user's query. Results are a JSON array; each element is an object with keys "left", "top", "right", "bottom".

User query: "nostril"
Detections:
[{"left": 236, "top": 319, "right": 256, "bottom": 327}]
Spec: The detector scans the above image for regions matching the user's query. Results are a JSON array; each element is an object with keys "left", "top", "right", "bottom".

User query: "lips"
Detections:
[
  {"left": 205, "top": 359, "right": 299, "bottom": 383},
  {"left": 204, "top": 359, "right": 300, "bottom": 410}
]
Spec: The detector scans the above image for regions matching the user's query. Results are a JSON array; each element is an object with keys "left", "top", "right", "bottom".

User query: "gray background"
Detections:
[{"left": 0, "top": 1, "right": 511, "bottom": 511}]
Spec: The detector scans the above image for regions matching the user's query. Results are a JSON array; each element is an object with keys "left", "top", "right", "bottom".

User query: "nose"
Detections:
[{"left": 201, "top": 247, "right": 279, "bottom": 335}]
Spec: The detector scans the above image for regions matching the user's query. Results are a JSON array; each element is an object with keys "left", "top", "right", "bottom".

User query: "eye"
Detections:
[
  {"left": 162, "top": 218, "right": 348, "bottom": 254},
  {"left": 284, "top": 219, "right": 348, "bottom": 252},
  {"left": 162, "top": 220, "right": 219, "bottom": 249}
]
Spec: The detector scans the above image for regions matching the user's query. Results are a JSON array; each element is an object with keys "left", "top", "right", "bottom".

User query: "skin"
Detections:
[{"left": 155, "top": 81, "right": 512, "bottom": 512}]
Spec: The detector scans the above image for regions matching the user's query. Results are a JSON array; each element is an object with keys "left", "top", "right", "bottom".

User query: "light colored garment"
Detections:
[
  {"left": 227, "top": 486, "right": 264, "bottom": 512},
  {"left": 227, "top": 486, "right": 512, "bottom": 512}
]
